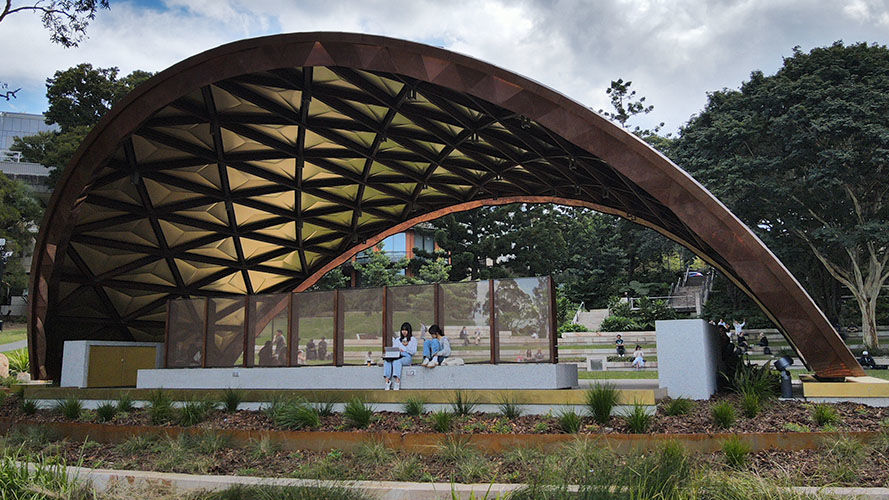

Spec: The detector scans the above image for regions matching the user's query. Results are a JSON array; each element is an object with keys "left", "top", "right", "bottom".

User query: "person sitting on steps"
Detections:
[
  {"left": 421, "top": 324, "right": 450, "bottom": 367},
  {"left": 615, "top": 334, "right": 625, "bottom": 356}
]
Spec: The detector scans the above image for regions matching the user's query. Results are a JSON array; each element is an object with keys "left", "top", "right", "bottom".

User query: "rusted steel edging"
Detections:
[{"left": 0, "top": 418, "right": 876, "bottom": 455}]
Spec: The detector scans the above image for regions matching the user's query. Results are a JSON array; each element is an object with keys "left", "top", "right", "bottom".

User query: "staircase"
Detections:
[
  {"left": 667, "top": 269, "right": 714, "bottom": 314},
  {"left": 575, "top": 309, "right": 609, "bottom": 331}
]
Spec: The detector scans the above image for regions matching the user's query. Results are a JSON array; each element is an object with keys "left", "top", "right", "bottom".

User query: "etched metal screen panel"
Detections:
[
  {"left": 294, "top": 290, "right": 335, "bottom": 366},
  {"left": 166, "top": 298, "right": 206, "bottom": 368},
  {"left": 440, "top": 281, "right": 490, "bottom": 363},
  {"left": 205, "top": 297, "right": 246, "bottom": 367},
  {"left": 495, "top": 277, "right": 552, "bottom": 363},
  {"left": 388, "top": 284, "right": 435, "bottom": 362},
  {"left": 249, "top": 294, "right": 290, "bottom": 367},
  {"left": 341, "top": 287, "right": 383, "bottom": 365}
]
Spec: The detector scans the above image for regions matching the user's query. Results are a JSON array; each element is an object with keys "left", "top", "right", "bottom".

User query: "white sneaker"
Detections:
[
  {"left": 421, "top": 358, "right": 430, "bottom": 367},
  {"left": 385, "top": 380, "right": 391, "bottom": 390},
  {"left": 393, "top": 381, "right": 400, "bottom": 390},
  {"left": 428, "top": 359, "right": 438, "bottom": 367}
]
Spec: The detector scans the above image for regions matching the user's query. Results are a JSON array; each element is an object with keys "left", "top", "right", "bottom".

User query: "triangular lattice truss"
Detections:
[{"left": 51, "top": 66, "right": 708, "bottom": 345}]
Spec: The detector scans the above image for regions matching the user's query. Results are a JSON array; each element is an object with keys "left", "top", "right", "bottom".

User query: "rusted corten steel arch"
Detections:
[{"left": 27, "top": 32, "right": 863, "bottom": 381}]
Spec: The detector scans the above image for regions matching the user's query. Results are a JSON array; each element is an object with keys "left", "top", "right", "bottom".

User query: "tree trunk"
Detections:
[{"left": 858, "top": 290, "right": 881, "bottom": 350}]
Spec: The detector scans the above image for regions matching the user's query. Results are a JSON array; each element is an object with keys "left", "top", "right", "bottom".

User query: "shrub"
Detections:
[
  {"left": 178, "top": 399, "right": 216, "bottom": 427},
  {"left": 438, "top": 435, "right": 477, "bottom": 463},
  {"left": 783, "top": 422, "right": 811, "bottom": 432},
  {"left": 599, "top": 315, "right": 641, "bottom": 332},
  {"left": 662, "top": 397, "right": 695, "bottom": 416},
  {"left": 820, "top": 436, "right": 866, "bottom": 483},
  {"left": 557, "top": 408, "right": 582, "bottom": 434},
  {"left": 740, "top": 389, "right": 760, "bottom": 418},
  {"left": 402, "top": 397, "right": 426, "bottom": 417},
  {"left": 726, "top": 362, "right": 779, "bottom": 399},
  {"left": 54, "top": 397, "right": 83, "bottom": 420},
  {"left": 354, "top": 439, "right": 393, "bottom": 465},
  {"left": 116, "top": 393, "right": 135, "bottom": 413},
  {"left": 496, "top": 394, "right": 523, "bottom": 420},
  {"left": 450, "top": 391, "right": 478, "bottom": 416},
  {"left": 262, "top": 394, "right": 288, "bottom": 421},
  {"left": 456, "top": 455, "right": 492, "bottom": 483},
  {"left": 95, "top": 402, "right": 117, "bottom": 423},
  {"left": 343, "top": 398, "right": 374, "bottom": 429},
  {"left": 221, "top": 388, "right": 244, "bottom": 413},
  {"left": 429, "top": 409, "right": 453, "bottom": 433},
  {"left": 722, "top": 435, "right": 752, "bottom": 468},
  {"left": 628, "top": 440, "right": 690, "bottom": 498},
  {"left": 0, "top": 448, "right": 92, "bottom": 499},
  {"left": 585, "top": 383, "right": 620, "bottom": 425},
  {"left": 813, "top": 404, "right": 840, "bottom": 427},
  {"left": 249, "top": 435, "right": 279, "bottom": 459},
  {"left": 635, "top": 297, "right": 678, "bottom": 329},
  {"left": 712, "top": 401, "right": 736, "bottom": 429},
  {"left": 391, "top": 455, "right": 421, "bottom": 482},
  {"left": 20, "top": 399, "right": 38, "bottom": 415},
  {"left": 623, "top": 403, "right": 651, "bottom": 433},
  {"left": 147, "top": 390, "right": 175, "bottom": 425},
  {"left": 558, "top": 322, "right": 589, "bottom": 334},
  {"left": 312, "top": 400, "right": 336, "bottom": 417},
  {"left": 5, "top": 348, "right": 28, "bottom": 374},
  {"left": 275, "top": 400, "right": 321, "bottom": 430}
]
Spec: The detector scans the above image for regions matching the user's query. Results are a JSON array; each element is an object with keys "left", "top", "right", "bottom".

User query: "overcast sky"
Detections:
[{"left": 3, "top": 0, "right": 889, "bottom": 134}]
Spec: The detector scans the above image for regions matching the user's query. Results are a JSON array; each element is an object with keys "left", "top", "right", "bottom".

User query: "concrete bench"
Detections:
[{"left": 137, "top": 363, "right": 579, "bottom": 390}]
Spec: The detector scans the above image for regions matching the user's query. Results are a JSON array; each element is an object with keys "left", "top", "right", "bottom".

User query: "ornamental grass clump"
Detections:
[
  {"left": 54, "top": 397, "right": 83, "bottom": 420},
  {"left": 450, "top": 390, "right": 478, "bottom": 416},
  {"left": 627, "top": 440, "right": 691, "bottom": 499},
  {"left": 712, "top": 401, "right": 736, "bottom": 429},
  {"left": 312, "top": 399, "right": 336, "bottom": 417},
  {"left": 585, "top": 383, "right": 620, "bottom": 425},
  {"left": 623, "top": 402, "right": 651, "bottom": 434},
  {"left": 722, "top": 435, "right": 752, "bottom": 468},
  {"left": 94, "top": 402, "right": 117, "bottom": 423},
  {"left": 20, "top": 399, "right": 38, "bottom": 415},
  {"left": 178, "top": 399, "right": 217, "bottom": 427},
  {"left": 115, "top": 393, "right": 135, "bottom": 413},
  {"left": 343, "top": 398, "right": 375, "bottom": 429},
  {"left": 740, "top": 389, "right": 761, "bottom": 418},
  {"left": 147, "top": 389, "right": 175, "bottom": 425},
  {"left": 274, "top": 400, "right": 321, "bottom": 430},
  {"left": 813, "top": 404, "right": 840, "bottom": 427},
  {"left": 662, "top": 397, "right": 695, "bottom": 416},
  {"left": 429, "top": 409, "right": 453, "bottom": 433},
  {"left": 496, "top": 394, "right": 524, "bottom": 420},
  {"left": 221, "top": 388, "right": 244, "bottom": 413},
  {"left": 401, "top": 397, "right": 426, "bottom": 416},
  {"left": 557, "top": 408, "right": 582, "bottom": 434}
]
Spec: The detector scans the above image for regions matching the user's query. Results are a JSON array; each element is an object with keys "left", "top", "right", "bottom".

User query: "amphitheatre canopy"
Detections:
[{"left": 28, "top": 32, "right": 863, "bottom": 380}]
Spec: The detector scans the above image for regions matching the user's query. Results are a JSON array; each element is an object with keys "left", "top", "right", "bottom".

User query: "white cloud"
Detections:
[{"left": 3, "top": 0, "right": 889, "bottom": 133}]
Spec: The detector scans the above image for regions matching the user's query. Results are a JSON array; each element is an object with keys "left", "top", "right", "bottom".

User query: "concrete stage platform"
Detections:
[{"left": 136, "top": 364, "right": 578, "bottom": 391}]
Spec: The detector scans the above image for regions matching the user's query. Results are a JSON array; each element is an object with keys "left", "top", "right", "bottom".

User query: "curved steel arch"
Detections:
[{"left": 28, "top": 32, "right": 862, "bottom": 380}]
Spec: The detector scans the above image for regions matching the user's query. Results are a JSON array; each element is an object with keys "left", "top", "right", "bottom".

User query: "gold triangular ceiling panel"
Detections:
[
  {"left": 174, "top": 258, "right": 227, "bottom": 286},
  {"left": 157, "top": 220, "right": 216, "bottom": 247},
  {"left": 88, "top": 176, "right": 141, "bottom": 206},
  {"left": 356, "top": 213, "right": 384, "bottom": 227},
  {"left": 314, "top": 237, "right": 344, "bottom": 250},
  {"left": 306, "top": 98, "right": 351, "bottom": 121},
  {"left": 301, "top": 193, "right": 337, "bottom": 212},
  {"left": 221, "top": 128, "right": 272, "bottom": 155},
  {"left": 318, "top": 184, "right": 358, "bottom": 202},
  {"left": 389, "top": 113, "right": 414, "bottom": 128},
  {"left": 360, "top": 186, "right": 389, "bottom": 202},
  {"left": 248, "top": 158, "right": 296, "bottom": 179},
  {"left": 316, "top": 211, "right": 352, "bottom": 227},
  {"left": 76, "top": 203, "right": 127, "bottom": 225},
  {"left": 226, "top": 167, "right": 280, "bottom": 191},
  {"left": 152, "top": 123, "right": 213, "bottom": 150},
  {"left": 390, "top": 183, "right": 416, "bottom": 196},
  {"left": 333, "top": 129, "right": 375, "bottom": 149},
  {"left": 256, "top": 190, "right": 294, "bottom": 211},
  {"left": 164, "top": 163, "right": 222, "bottom": 190},
  {"left": 139, "top": 307, "right": 167, "bottom": 322},
  {"left": 300, "top": 223, "right": 327, "bottom": 241},
  {"left": 153, "top": 104, "right": 193, "bottom": 119},
  {"left": 188, "top": 237, "right": 239, "bottom": 261},
  {"left": 360, "top": 71, "right": 404, "bottom": 97},
  {"left": 263, "top": 251, "right": 302, "bottom": 272},
  {"left": 115, "top": 260, "right": 177, "bottom": 288},
  {"left": 304, "top": 251, "right": 324, "bottom": 268},
  {"left": 239, "top": 237, "right": 280, "bottom": 260},
  {"left": 79, "top": 219, "right": 159, "bottom": 249},
  {"left": 312, "top": 66, "right": 362, "bottom": 91},
  {"left": 144, "top": 178, "right": 206, "bottom": 207},
  {"left": 176, "top": 202, "right": 229, "bottom": 226},
  {"left": 244, "top": 123, "right": 301, "bottom": 147},
  {"left": 203, "top": 271, "right": 247, "bottom": 294},
  {"left": 210, "top": 85, "right": 272, "bottom": 114},
  {"left": 255, "top": 220, "right": 296, "bottom": 240},
  {"left": 240, "top": 83, "right": 301, "bottom": 114},
  {"left": 248, "top": 271, "right": 290, "bottom": 293},
  {"left": 233, "top": 203, "right": 279, "bottom": 226},
  {"left": 303, "top": 129, "right": 345, "bottom": 150},
  {"left": 55, "top": 287, "right": 106, "bottom": 318},
  {"left": 318, "top": 157, "right": 364, "bottom": 176},
  {"left": 102, "top": 287, "right": 167, "bottom": 317},
  {"left": 131, "top": 134, "right": 198, "bottom": 163},
  {"left": 356, "top": 103, "right": 390, "bottom": 122},
  {"left": 375, "top": 204, "right": 407, "bottom": 216}
]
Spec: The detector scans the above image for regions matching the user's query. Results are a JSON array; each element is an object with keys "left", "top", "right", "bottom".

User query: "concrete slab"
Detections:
[{"left": 137, "top": 364, "right": 579, "bottom": 390}]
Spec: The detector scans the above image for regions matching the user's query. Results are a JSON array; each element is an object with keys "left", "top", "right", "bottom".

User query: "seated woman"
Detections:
[
  {"left": 631, "top": 344, "right": 645, "bottom": 370},
  {"left": 422, "top": 324, "right": 450, "bottom": 367},
  {"left": 384, "top": 322, "right": 417, "bottom": 390}
]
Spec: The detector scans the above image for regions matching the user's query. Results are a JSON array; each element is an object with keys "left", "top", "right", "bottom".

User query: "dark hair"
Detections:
[
  {"left": 399, "top": 322, "right": 413, "bottom": 340},
  {"left": 429, "top": 324, "right": 443, "bottom": 336},
  {"left": 635, "top": 344, "right": 642, "bottom": 349}
]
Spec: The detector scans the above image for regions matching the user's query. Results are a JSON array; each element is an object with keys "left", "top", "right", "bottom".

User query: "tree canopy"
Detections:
[
  {"left": 673, "top": 42, "right": 889, "bottom": 348},
  {"left": 0, "top": 0, "right": 110, "bottom": 48}
]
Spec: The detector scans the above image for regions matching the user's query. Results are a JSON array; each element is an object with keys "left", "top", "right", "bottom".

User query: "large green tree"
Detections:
[
  {"left": 11, "top": 64, "right": 152, "bottom": 186},
  {"left": 0, "top": 0, "right": 110, "bottom": 47},
  {"left": 0, "top": 172, "right": 43, "bottom": 294},
  {"left": 673, "top": 42, "right": 889, "bottom": 349}
]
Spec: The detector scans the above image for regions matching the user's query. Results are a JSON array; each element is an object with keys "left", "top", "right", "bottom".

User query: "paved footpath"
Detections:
[
  {"left": 38, "top": 463, "right": 889, "bottom": 499},
  {"left": 0, "top": 340, "right": 26, "bottom": 353}
]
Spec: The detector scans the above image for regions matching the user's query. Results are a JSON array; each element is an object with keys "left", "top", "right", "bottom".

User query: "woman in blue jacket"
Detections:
[{"left": 384, "top": 322, "right": 417, "bottom": 390}]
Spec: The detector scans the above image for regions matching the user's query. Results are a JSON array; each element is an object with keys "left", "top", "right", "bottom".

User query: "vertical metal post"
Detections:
[
  {"left": 286, "top": 294, "right": 294, "bottom": 366},
  {"left": 548, "top": 276, "right": 558, "bottom": 364},
  {"left": 334, "top": 289, "right": 344, "bottom": 366},
  {"left": 489, "top": 279, "right": 499, "bottom": 364},
  {"left": 163, "top": 300, "right": 171, "bottom": 368},
  {"left": 433, "top": 283, "right": 441, "bottom": 327},
  {"left": 241, "top": 296, "right": 249, "bottom": 367},
  {"left": 381, "top": 286, "right": 389, "bottom": 353},
  {"left": 201, "top": 298, "right": 209, "bottom": 368},
  {"left": 244, "top": 297, "right": 253, "bottom": 367},
  {"left": 290, "top": 293, "right": 301, "bottom": 366}
]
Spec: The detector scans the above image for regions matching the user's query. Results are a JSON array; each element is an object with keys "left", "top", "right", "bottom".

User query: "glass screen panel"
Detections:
[
  {"left": 495, "top": 277, "right": 551, "bottom": 363},
  {"left": 440, "top": 281, "right": 490, "bottom": 363},
  {"left": 388, "top": 284, "right": 434, "bottom": 363},
  {"left": 167, "top": 298, "right": 206, "bottom": 368},
  {"left": 249, "top": 294, "right": 290, "bottom": 366},
  {"left": 341, "top": 287, "right": 383, "bottom": 365},
  {"left": 294, "top": 290, "right": 335, "bottom": 365},
  {"left": 205, "top": 297, "right": 246, "bottom": 367}
]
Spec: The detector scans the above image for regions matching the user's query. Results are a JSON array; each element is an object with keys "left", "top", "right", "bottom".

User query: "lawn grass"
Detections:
[
  {"left": 0, "top": 327, "right": 26, "bottom": 346},
  {"left": 579, "top": 370, "right": 659, "bottom": 379}
]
